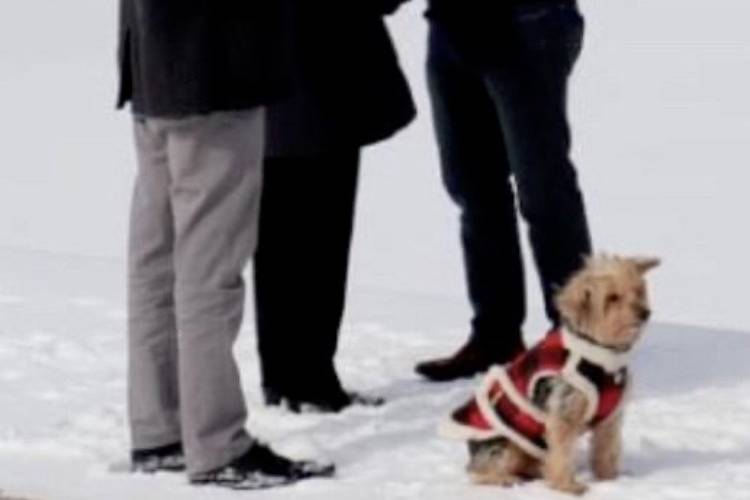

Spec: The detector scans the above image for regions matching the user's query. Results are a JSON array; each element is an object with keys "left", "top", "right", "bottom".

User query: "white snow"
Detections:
[
  {"left": 2, "top": 0, "right": 750, "bottom": 498},
  {"left": 1, "top": 248, "right": 750, "bottom": 500}
]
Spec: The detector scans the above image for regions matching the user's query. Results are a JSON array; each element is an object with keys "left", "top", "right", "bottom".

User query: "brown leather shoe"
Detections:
[{"left": 415, "top": 339, "right": 525, "bottom": 382}]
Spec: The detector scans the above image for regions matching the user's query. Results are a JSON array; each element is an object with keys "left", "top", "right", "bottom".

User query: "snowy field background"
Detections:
[
  {"left": 2, "top": 248, "right": 750, "bottom": 500},
  {"left": 2, "top": 0, "right": 750, "bottom": 499}
]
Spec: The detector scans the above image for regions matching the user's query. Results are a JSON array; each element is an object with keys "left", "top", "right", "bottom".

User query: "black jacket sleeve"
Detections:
[{"left": 373, "top": 0, "right": 409, "bottom": 15}]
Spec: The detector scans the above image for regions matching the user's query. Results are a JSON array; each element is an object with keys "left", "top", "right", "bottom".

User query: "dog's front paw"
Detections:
[
  {"left": 592, "top": 453, "right": 620, "bottom": 481},
  {"left": 593, "top": 466, "right": 619, "bottom": 481},
  {"left": 548, "top": 478, "right": 588, "bottom": 496}
]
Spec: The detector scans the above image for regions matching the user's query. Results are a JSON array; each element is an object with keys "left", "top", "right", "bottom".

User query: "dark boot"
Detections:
[{"left": 415, "top": 338, "right": 525, "bottom": 382}]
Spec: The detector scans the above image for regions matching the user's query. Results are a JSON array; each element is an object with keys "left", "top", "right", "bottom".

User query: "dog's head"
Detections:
[{"left": 555, "top": 254, "right": 660, "bottom": 351}]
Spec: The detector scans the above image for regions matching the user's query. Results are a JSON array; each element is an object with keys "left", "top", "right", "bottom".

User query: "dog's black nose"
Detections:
[{"left": 639, "top": 308, "right": 651, "bottom": 322}]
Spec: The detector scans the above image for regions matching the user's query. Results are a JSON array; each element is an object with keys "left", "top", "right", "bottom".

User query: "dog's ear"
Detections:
[
  {"left": 556, "top": 275, "right": 593, "bottom": 327},
  {"left": 633, "top": 257, "right": 661, "bottom": 274}
]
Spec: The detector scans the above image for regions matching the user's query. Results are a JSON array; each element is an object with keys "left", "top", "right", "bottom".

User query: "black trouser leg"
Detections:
[
  {"left": 427, "top": 26, "right": 526, "bottom": 352},
  {"left": 254, "top": 150, "right": 361, "bottom": 401},
  {"left": 482, "top": 2, "right": 592, "bottom": 325},
  {"left": 425, "top": 0, "right": 592, "bottom": 343}
]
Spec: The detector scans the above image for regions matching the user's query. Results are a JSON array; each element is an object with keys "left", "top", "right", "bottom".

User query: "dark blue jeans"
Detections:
[{"left": 426, "top": 1, "right": 592, "bottom": 350}]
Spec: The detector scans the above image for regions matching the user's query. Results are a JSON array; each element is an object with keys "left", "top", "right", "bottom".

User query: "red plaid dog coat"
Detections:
[{"left": 440, "top": 328, "right": 630, "bottom": 458}]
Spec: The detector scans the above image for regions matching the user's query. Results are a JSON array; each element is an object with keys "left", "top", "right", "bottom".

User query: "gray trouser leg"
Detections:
[{"left": 128, "top": 109, "right": 265, "bottom": 476}]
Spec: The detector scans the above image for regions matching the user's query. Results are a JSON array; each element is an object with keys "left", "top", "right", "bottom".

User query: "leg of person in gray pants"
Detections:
[
  {"left": 128, "top": 109, "right": 263, "bottom": 475},
  {"left": 127, "top": 110, "right": 335, "bottom": 487}
]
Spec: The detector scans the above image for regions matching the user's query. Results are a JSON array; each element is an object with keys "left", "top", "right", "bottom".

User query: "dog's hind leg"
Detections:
[
  {"left": 516, "top": 449, "right": 542, "bottom": 480},
  {"left": 471, "top": 470, "right": 524, "bottom": 487},
  {"left": 469, "top": 442, "right": 532, "bottom": 487}
]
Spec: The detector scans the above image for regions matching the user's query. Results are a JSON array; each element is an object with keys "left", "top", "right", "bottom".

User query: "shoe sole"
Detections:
[
  {"left": 190, "top": 466, "right": 335, "bottom": 490},
  {"left": 191, "top": 474, "right": 296, "bottom": 490}
]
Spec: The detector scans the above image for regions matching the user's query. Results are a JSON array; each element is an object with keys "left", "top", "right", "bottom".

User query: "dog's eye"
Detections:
[{"left": 606, "top": 293, "right": 621, "bottom": 304}]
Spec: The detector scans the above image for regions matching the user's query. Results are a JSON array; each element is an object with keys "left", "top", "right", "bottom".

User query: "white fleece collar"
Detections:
[{"left": 561, "top": 326, "right": 631, "bottom": 373}]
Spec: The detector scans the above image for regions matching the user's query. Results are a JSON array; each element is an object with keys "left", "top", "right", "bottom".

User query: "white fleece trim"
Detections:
[
  {"left": 472, "top": 369, "right": 547, "bottom": 459},
  {"left": 561, "top": 327, "right": 631, "bottom": 373},
  {"left": 561, "top": 354, "right": 599, "bottom": 423},
  {"left": 437, "top": 370, "right": 509, "bottom": 442},
  {"left": 490, "top": 366, "right": 547, "bottom": 424},
  {"left": 437, "top": 415, "right": 500, "bottom": 441}
]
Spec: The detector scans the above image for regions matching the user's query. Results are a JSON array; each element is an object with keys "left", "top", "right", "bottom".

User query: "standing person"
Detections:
[
  {"left": 254, "top": 0, "right": 416, "bottom": 412},
  {"left": 118, "top": 0, "right": 333, "bottom": 488},
  {"left": 415, "top": 0, "right": 593, "bottom": 381}
]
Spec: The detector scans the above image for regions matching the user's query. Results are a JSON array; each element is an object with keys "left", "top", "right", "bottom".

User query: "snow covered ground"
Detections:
[
  {"left": 1, "top": 247, "right": 750, "bottom": 500},
  {"left": 3, "top": 0, "right": 750, "bottom": 498}
]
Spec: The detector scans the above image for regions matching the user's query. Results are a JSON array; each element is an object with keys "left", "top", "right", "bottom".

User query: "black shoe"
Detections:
[
  {"left": 264, "top": 387, "right": 385, "bottom": 414},
  {"left": 190, "top": 442, "right": 335, "bottom": 490},
  {"left": 131, "top": 442, "right": 186, "bottom": 473},
  {"left": 415, "top": 338, "right": 525, "bottom": 382},
  {"left": 348, "top": 391, "right": 386, "bottom": 408}
]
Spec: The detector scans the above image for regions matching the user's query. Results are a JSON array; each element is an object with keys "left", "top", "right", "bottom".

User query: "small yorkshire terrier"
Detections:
[{"left": 440, "top": 255, "right": 660, "bottom": 495}]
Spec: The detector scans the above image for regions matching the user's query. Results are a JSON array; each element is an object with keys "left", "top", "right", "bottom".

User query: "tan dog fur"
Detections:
[{"left": 467, "top": 255, "right": 659, "bottom": 495}]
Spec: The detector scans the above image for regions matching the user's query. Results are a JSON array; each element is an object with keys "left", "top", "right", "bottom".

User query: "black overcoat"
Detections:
[
  {"left": 117, "top": 0, "right": 293, "bottom": 117},
  {"left": 264, "top": 1, "right": 416, "bottom": 156}
]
